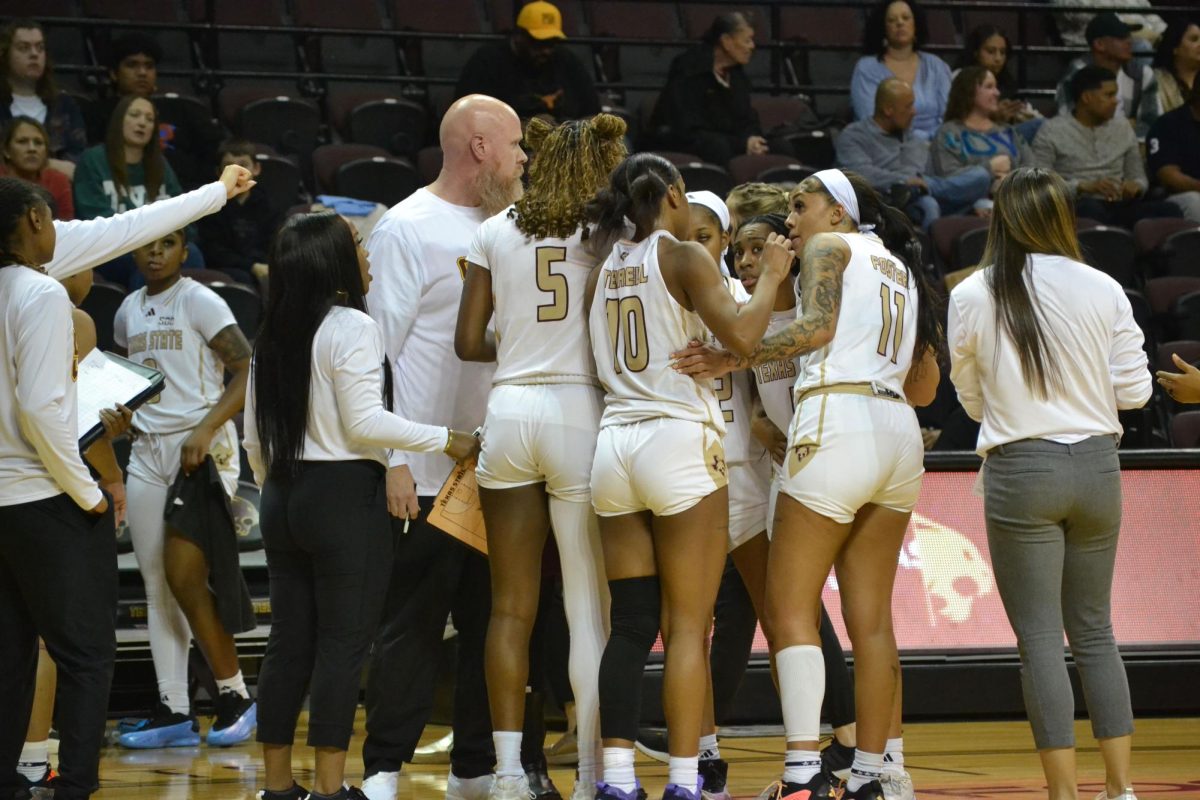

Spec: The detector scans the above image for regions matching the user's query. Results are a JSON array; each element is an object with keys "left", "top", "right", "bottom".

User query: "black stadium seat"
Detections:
[
  {"left": 80, "top": 281, "right": 126, "bottom": 354},
  {"left": 336, "top": 158, "right": 422, "bottom": 208},
  {"left": 677, "top": 163, "right": 734, "bottom": 197},
  {"left": 210, "top": 282, "right": 263, "bottom": 342},
  {"left": 1079, "top": 226, "right": 1139, "bottom": 288}
]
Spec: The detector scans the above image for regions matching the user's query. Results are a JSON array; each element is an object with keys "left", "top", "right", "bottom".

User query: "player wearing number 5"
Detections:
[
  {"left": 455, "top": 113, "right": 627, "bottom": 800},
  {"left": 583, "top": 153, "right": 790, "bottom": 800},
  {"left": 672, "top": 169, "right": 941, "bottom": 800}
]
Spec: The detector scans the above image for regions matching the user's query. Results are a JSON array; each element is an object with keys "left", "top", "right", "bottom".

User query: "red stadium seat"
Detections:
[
  {"left": 729, "top": 153, "right": 804, "bottom": 186},
  {"left": 1170, "top": 410, "right": 1200, "bottom": 448}
]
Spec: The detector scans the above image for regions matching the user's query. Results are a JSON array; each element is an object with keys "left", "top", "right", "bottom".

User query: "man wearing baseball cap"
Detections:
[
  {"left": 1054, "top": 11, "right": 1161, "bottom": 138},
  {"left": 455, "top": 1, "right": 600, "bottom": 122}
]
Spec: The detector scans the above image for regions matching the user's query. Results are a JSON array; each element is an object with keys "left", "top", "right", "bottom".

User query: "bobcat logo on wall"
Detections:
[{"left": 908, "top": 512, "right": 995, "bottom": 625}]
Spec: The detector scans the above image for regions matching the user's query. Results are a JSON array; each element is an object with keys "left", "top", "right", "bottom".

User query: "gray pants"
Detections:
[{"left": 983, "top": 436, "right": 1134, "bottom": 750}]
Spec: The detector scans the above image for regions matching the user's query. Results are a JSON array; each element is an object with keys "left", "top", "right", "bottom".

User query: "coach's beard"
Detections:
[{"left": 476, "top": 168, "right": 524, "bottom": 217}]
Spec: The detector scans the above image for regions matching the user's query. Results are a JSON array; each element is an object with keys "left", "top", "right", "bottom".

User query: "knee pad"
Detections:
[
  {"left": 599, "top": 576, "right": 660, "bottom": 741},
  {"left": 607, "top": 576, "right": 660, "bottom": 650}
]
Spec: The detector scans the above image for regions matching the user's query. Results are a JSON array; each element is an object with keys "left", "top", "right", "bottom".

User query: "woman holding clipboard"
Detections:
[
  {"left": 0, "top": 166, "right": 253, "bottom": 800},
  {"left": 244, "top": 211, "right": 479, "bottom": 800}
]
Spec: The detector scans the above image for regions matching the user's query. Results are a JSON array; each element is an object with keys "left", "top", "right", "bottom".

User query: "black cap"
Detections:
[
  {"left": 108, "top": 33, "right": 163, "bottom": 70},
  {"left": 1085, "top": 12, "right": 1140, "bottom": 44}
]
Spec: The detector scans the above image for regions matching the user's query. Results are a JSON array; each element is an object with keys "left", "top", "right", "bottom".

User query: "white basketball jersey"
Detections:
[
  {"left": 794, "top": 232, "right": 918, "bottom": 397},
  {"left": 753, "top": 308, "right": 803, "bottom": 433},
  {"left": 711, "top": 277, "right": 760, "bottom": 464},
  {"left": 588, "top": 231, "right": 723, "bottom": 432},
  {"left": 114, "top": 278, "right": 237, "bottom": 434},
  {"left": 468, "top": 210, "right": 598, "bottom": 386}
]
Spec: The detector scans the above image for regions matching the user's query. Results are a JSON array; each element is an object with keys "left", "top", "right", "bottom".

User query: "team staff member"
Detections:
[
  {"left": 1157, "top": 353, "right": 1200, "bottom": 401},
  {"left": 245, "top": 211, "right": 480, "bottom": 800},
  {"left": 948, "top": 168, "right": 1150, "bottom": 800},
  {"left": 361, "top": 94, "right": 527, "bottom": 800},
  {"left": 455, "top": 113, "right": 626, "bottom": 800},
  {"left": 673, "top": 169, "right": 941, "bottom": 800},
  {"left": 585, "top": 153, "right": 789, "bottom": 800}
]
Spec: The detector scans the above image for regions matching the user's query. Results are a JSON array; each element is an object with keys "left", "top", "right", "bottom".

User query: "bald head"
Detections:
[
  {"left": 434, "top": 94, "right": 527, "bottom": 213},
  {"left": 440, "top": 94, "right": 521, "bottom": 155},
  {"left": 873, "top": 78, "right": 917, "bottom": 133},
  {"left": 874, "top": 78, "right": 912, "bottom": 116}
]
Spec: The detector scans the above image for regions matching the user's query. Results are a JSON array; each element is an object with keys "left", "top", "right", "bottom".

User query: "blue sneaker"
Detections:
[
  {"left": 663, "top": 782, "right": 702, "bottom": 800},
  {"left": 207, "top": 692, "right": 256, "bottom": 746},
  {"left": 117, "top": 703, "right": 201, "bottom": 749},
  {"left": 596, "top": 782, "right": 648, "bottom": 800}
]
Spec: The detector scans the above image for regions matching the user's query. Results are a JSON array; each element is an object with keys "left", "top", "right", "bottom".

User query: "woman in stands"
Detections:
[
  {"left": 955, "top": 25, "right": 1039, "bottom": 129},
  {"left": 0, "top": 19, "right": 87, "bottom": 175},
  {"left": 109, "top": 227, "right": 258, "bottom": 750},
  {"left": 454, "top": 112, "right": 627, "bottom": 800},
  {"left": 1152, "top": 18, "right": 1200, "bottom": 114},
  {"left": 851, "top": 0, "right": 951, "bottom": 140},
  {"left": 245, "top": 211, "right": 479, "bottom": 800},
  {"left": 673, "top": 169, "right": 940, "bottom": 800},
  {"left": 1, "top": 116, "right": 72, "bottom": 219},
  {"left": 584, "top": 153, "right": 789, "bottom": 800},
  {"left": 948, "top": 168, "right": 1151, "bottom": 800}
]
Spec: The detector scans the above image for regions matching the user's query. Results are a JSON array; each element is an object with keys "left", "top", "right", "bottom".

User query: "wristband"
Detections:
[{"left": 442, "top": 429, "right": 454, "bottom": 455}]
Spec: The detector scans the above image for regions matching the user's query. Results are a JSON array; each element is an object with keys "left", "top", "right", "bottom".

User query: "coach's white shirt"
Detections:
[
  {"left": 0, "top": 266, "right": 102, "bottom": 510},
  {"left": 243, "top": 306, "right": 449, "bottom": 485},
  {"left": 367, "top": 188, "right": 495, "bottom": 496},
  {"left": 948, "top": 253, "right": 1153, "bottom": 457}
]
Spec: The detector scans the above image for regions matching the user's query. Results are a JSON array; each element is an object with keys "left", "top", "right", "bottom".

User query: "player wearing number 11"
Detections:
[{"left": 582, "top": 153, "right": 790, "bottom": 800}]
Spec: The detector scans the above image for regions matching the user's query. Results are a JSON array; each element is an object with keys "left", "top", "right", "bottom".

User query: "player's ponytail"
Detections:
[{"left": 585, "top": 152, "right": 680, "bottom": 249}]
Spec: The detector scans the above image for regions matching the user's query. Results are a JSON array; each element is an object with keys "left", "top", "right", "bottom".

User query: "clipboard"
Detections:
[
  {"left": 427, "top": 459, "right": 488, "bottom": 556},
  {"left": 77, "top": 350, "right": 165, "bottom": 450}
]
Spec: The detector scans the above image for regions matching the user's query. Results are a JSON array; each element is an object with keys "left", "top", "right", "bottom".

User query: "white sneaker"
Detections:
[
  {"left": 570, "top": 779, "right": 596, "bottom": 800},
  {"left": 448, "top": 773, "right": 494, "bottom": 800},
  {"left": 413, "top": 731, "right": 455, "bottom": 765},
  {"left": 1095, "top": 790, "right": 1138, "bottom": 800},
  {"left": 881, "top": 770, "right": 915, "bottom": 800},
  {"left": 362, "top": 771, "right": 400, "bottom": 800},
  {"left": 491, "top": 775, "right": 534, "bottom": 800}
]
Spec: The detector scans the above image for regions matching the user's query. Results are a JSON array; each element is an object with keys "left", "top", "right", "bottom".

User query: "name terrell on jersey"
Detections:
[
  {"left": 605, "top": 265, "right": 649, "bottom": 290},
  {"left": 126, "top": 329, "right": 184, "bottom": 355}
]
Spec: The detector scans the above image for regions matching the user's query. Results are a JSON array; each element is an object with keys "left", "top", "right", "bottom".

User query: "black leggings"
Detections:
[{"left": 256, "top": 460, "right": 392, "bottom": 750}]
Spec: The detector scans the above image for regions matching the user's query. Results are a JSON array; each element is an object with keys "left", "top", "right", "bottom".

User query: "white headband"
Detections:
[
  {"left": 811, "top": 169, "right": 874, "bottom": 234},
  {"left": 686, "top": 190, "right": 731, "bottom": 232}
]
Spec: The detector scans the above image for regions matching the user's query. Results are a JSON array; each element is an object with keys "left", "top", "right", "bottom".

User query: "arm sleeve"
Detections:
[
  {"left": 242, "top": 368, "right": 265, "bottom": 486},
  {"left": 46, "top": 182, "right": 227, "bottom": 281},
  {"left": 466, "top": 219, "right": 493, "bottom": 272},
  {"left": 1108, "top": 287, "right": 1153, "bottom": 410},
  {"left": 947, "top": 290, "right": 984, "bottom": 422},
  {"left": 850, "top": 59, "right": 878, "bottom": 122},
  {"left": 835, "top": 126, "right": 912, "bottom": 188},
  {"left": 331, "top": 321, "right": 449, "bottom": 453},
  {"left": 14, "top": 287, "right": 103, "bottom": 509}
]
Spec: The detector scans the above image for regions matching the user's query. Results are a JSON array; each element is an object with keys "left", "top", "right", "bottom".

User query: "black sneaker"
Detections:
[
  {"left": 699, "top": 758, "right": 730, "bottom": 800},
  {"left": 633, "top": 728, "right": 669, "bottom": 763},
  {"left": 820, "top": 740, "right": 854, "bottom": 785},
  {"left": 255, "top": 782, "right": 309, "bottom": 799},
  {"left": 841, "top": 779, "right": 885, "bottom": 800},
  {"left": 208, "top": 691, "right": 257, "bottom": 746},
  {"left": 761, "top": 774, "right": 838, "bottom": 800},
  {"left": 116, "top": 702, "right": 200, "bottom": 749},
  {"left": 20, "top": 764, "right": 55, "bottom": 799},
  {"left": 526, "top": 765, "right": 563, "bottom": 800}
]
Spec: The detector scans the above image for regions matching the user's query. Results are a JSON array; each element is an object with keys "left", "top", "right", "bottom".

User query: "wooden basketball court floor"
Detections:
[{"left": 91, "top": 714, "right": 1200, "bottom": 799}]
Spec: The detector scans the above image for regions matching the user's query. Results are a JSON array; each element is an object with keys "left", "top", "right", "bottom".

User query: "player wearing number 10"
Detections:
[
  {"left": 582, "top": 153, "right": 791, "bottom": 800},
  {"left": 455, "top": 113, "right": 628, "bottom": 800}
]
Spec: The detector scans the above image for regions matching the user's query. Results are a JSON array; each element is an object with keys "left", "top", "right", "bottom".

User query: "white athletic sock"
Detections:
[
  {"left": 698, "top": 733, "right": 720, "bottom": 761},
  {"left": 777, "top": 645, "right": 825, "bottom": 743},
  {"left": 781, "top": 750, "right": 822, "bottom": 785},
  {"left": 602, "top": 746, "right": 637, "bottom": 793},
  {"left": 494, "top": 731, "right": 523, "bottom": 778},
  {"left": 160, "top": 685, "right": 190, "bottom": 716},
  {"left": 667, "top": 756, "right": 698, "bottom": 790},
  {"left": 17, "top": 740, "right": 49, "bottom": 781},
  {"left": 215, "top": 670, "right": 249, "bottom": 699},
  {"left": 883, "top": 737, "right": 904, "bottom": 776},
  {"left": 847, "top": 750, "right": 884, "bottom": 792}
]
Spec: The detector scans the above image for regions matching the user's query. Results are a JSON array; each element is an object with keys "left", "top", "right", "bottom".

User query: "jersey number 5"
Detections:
[
  {"left": 605, "top": 297, "right": 648, "bottom": 373},
  {"left": 536, "top": 246, "right": 569, "bottom": 322},
  {"left": 877, "top": 284, "right": 907, "bottom": 365}
]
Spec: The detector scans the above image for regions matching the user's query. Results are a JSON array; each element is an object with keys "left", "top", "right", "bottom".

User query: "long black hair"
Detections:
[
  {"left": 1153, "top": 17, "right": 1200, "bottom": 92},
  {"left": 0, "top": 176, "right": 49, "bottom": 267},
  {"left": 863, "top": 0, "right": 930, "bottom": 57},
  {"left": 253, "top": 211, "right": 368, "bottom": 478},
  {"left": 958, "top": 24, "right": 1018, "bottom": 98},
  {"left": 584, "top": 152, "right": 680, "bottom": 248}
]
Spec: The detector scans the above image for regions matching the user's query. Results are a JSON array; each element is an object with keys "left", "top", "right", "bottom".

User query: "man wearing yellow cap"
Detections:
[{"left": 455, "top": 0, "right": 600, "bottom": 122}]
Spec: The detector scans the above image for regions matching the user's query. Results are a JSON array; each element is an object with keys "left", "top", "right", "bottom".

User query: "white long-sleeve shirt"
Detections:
[
  {"left": 244, "top": 306, "right": 449, "bottom": 485},
  {"left": 0, "top": 267, "right": 103, "bottom": 510},
  {"left": 46, "top": 181, "right": 227, "bottom": 281},
  {"left": 948, "top": 254, "right": 1153, "bottom": 456}
]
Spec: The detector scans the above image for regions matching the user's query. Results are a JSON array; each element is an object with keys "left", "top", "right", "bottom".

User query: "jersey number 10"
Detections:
[
  {"left": 877, "top": 284, "right": 907, "bottom": 365},
  {"left": 605, "top": 297, "right": 648, "bottom": 373}
]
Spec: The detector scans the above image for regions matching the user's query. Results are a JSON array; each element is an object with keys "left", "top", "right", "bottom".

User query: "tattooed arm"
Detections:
[
  {"left": 181, "top": 323, "right": 252, "bottom": 474},
  {"left": 672, "top": 233, "right": 849, "bottom": 379}
]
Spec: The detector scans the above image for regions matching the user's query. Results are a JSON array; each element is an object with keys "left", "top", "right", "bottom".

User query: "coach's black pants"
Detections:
[
  {"left": 256, "top": 460, "right": 392, "bottom": 750},
  {"left": 363, "top": 496, "right": 493, "bottom": 779},
  {"left": 0, "top": 494, "right": 116, "bottom": 800}
]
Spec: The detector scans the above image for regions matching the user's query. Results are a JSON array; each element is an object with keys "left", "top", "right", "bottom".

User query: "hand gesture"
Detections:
[
  {"left": 671, "top": 339, "right": 737, "bottom": 381},
  {"left": 746, "top": 135, "right": 769, "bottom": 155},
  {"left": 180, "top": 424, "right": 215, "bottom": 474},
  {"left": 219, "top": 164, "right": 256, "bottom": 200},
  {"left": 759, "top": 233, "right": 795, "bottom": 283},
  {"left": 1157, "top": 353, "right": 1200, "bottom": 404}
]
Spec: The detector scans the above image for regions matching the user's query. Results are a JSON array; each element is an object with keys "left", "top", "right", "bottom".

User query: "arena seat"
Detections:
[
  {"left": 729, "top": 153, "right": 803, "bottom": 186},
  {"left": 952, "top": 226, "right": 990, "bottom": 271},
  {"left": 1171, "top": 291, "right": 1200, "bottom": 343},
  {"left": 1079, "top": 225, "right": 1139, "bottom": 288},
  {"left": 393, "top": 0, "right": 489, "bottom": 78},
  {"left": 1159, "top": 229, "right": 1200, "bottom": 279},
  {"left": 677, "top": 162, "right": 734, "bottom": 197},
  {"left": 337, "top": 157, "right": 422, "bottom": 208},
  {"left": 80, "top": 280, "right": 126, "bottom": 354},
  {"left": 1133, "top": 217, "right": 1197, "bottom": 255},
  {"left": 751, "top": 94, "right": 809, "bottom": 134},
  {"left": 930, "top": 215, "right": 988, "bottom": 271},
  {"left": 589, "top": 2, "right": 684, "bottom": 85},
  {"left": 252, "top": 152, "right": 306, "bottom": 215},
  {"left": 207, "top": 0, "right": 297, "bottom": 73},
  {"left": 294, "top": 0, "right": 398, "bottom": 75},
  {"left": 652, "top": 151, "right": 707, "bottom": 166},
  {"left": 1170, "top": 410, "right": 1200, "bottom": 448},
  {"left": 312, "top": 143, "right": 390, "bottom": 194},
  {"left": 210, "top": 283, "right": 262, "bottom": 342},
  {"left": 219, "top": 88, "right": 322, "bottom": 165},
  {"left": 780, "top": 130, "right": 836, "bottom": 169},
  {"left": 327, "top": 89, "right": 428, "bottom": 159},
  {"left": 1124, "top": 288, "right": 1155, "bottom": 359}
]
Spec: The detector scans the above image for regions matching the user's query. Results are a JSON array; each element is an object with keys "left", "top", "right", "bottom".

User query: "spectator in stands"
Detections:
[
  {"left": 1056, "top": 13, "right": 1160, "bottom": 139},
  {"left": 647, "top": 12, "right": 767, "bottom": 166},
  {"left": 851, "top": 0, "right": 951, "bottom": 141},
  {"left": 931, "top": 67, "right": 1033, "bottom": 204},
  {"left": 1, "top": 116, "right": 73, "bottom": 219},
  {"left": 85, "top": 33, "right": 219, "bottom": 190},
  {"left": 1035, "top": 66, "right": 1181, "bottom": 227},
  {"left": 1152, "top": 18, "right": 1200, "bottom": 114},
  {"left": 837, "top": 78, "right": 991, "bottom": 230},
  {"left": 956, "top": 25, "right": 1040, "bottom": 134},
  {"left": 1146, "top": 79, "right": 1200, "bottom": 222},
  {"left": 197, "top": 139, "right": 278, "bottom": 285},
  {"left": 455, "top": 1, "right": 599, "bottom": 123},
  {"left": 0, "top": 19, "right": 87, "bottom": 177},
  {"left": 1054, "top": 0, "right": 1166, "bottom": 48}
]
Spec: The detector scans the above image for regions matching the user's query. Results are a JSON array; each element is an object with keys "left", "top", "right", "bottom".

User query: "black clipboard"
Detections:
[{"left": 77, "top": 351, "right": 165, "bottom": 450}]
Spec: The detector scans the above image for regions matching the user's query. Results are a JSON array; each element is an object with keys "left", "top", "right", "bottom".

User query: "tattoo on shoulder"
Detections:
[
  {"left": 733, "top": 236, "right": 847, "bottom": 369},
  {"left": 209, "top": 324, "right": 252, "bottom": 365}
]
